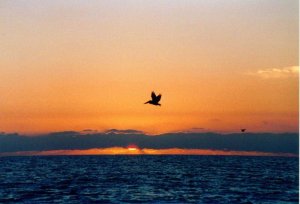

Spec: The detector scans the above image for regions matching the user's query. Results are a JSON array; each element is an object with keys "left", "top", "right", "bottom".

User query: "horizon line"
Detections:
[
  {"left": 0, "top": 147, "right": 298, "bottom": 158},
  {"left": 1, "top": 129, "right": 299, "bottom": 137}
]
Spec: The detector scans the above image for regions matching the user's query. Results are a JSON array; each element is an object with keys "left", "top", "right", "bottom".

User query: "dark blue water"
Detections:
[{"left": 0, "top": 155, "right": 298, "bottom": 203}]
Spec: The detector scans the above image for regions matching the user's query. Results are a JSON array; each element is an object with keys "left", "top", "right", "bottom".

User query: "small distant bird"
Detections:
[
  {"left": 241, "top": 129, "right": 246, "bottom": 132},
  {"left": 144, "top": 91, "right": 162, "bottom": 106}
]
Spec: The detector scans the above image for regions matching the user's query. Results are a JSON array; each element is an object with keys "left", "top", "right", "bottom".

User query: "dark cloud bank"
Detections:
[{"left": 0, "top": 130, "right": 298, "bottom": 155}]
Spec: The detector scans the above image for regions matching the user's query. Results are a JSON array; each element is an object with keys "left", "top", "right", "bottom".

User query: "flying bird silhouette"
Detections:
[
  {"left": 241, "top": 129, "right": 246, "bottom": 132},
  {"left": 144, "top": 91, "right": 162, "bottom": 106}
]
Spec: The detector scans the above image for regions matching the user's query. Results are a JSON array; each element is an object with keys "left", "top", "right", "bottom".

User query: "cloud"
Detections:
[
  {"left": 173, "top": 127, "right": 206, "bottom": 134},
  {"left": 0, "top": 131, "right": 298, "bottom": 155},
  {"left": 248, "top": 66, "right": 299, "bottom": 79},
  {"left": 48, "top": 131, "right": 80, "bottom": 136},
  {"left": 104, "top": 129, "right": 144, "bottom": 135},
  {"left": 80, "top": 129, "right": 98, "bottom": 134}
]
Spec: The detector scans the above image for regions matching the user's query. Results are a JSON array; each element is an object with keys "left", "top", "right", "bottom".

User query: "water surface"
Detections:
[{"left": 0, "top": 155, "right": 298, "bottom": 203}]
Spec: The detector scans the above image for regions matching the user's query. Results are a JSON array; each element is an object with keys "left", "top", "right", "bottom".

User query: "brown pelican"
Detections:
[{"left": 144, "top": 91, "right": 162, "bottom": 106}]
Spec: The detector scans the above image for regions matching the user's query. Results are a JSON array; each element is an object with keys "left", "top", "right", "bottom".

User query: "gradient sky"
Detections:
[{"left": 0, "top": 0, "right": 298, "bottom": 134}]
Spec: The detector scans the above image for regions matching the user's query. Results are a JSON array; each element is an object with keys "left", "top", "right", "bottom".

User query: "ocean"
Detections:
[{"left": 0, "top": 155, "right": 298, "bottom": 203}]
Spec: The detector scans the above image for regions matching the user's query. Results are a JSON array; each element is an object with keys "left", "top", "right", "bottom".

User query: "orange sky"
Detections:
[{"left": 0, "top": 1, "right": 298, "bottom": 134}]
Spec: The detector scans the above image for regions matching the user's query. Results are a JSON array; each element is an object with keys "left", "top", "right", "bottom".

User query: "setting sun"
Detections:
[
  {"left": 128, "top": 147, "right": 137, "bottom": 151},
  {"left": 127, "top": 144, "right": 139, "bottom": 151}
]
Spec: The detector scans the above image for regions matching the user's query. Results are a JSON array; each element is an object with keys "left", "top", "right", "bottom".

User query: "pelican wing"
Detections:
[
  {"left": 154, "top": 94, "right": 161, "bottom": 102},
  {"left": 151, "top": 92, "right": 157, "bottom": 100}
]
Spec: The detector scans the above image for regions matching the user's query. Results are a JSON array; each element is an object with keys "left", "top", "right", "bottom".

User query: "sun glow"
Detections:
[
  {"left": 127, "top": 144, "right": 139, "bottom": 151},
  {"left": 0, "top": 147, "right": 296, "bottom": 157},
  {"left": 128, "top": 147, "right": 137, "bottom": 151}
]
